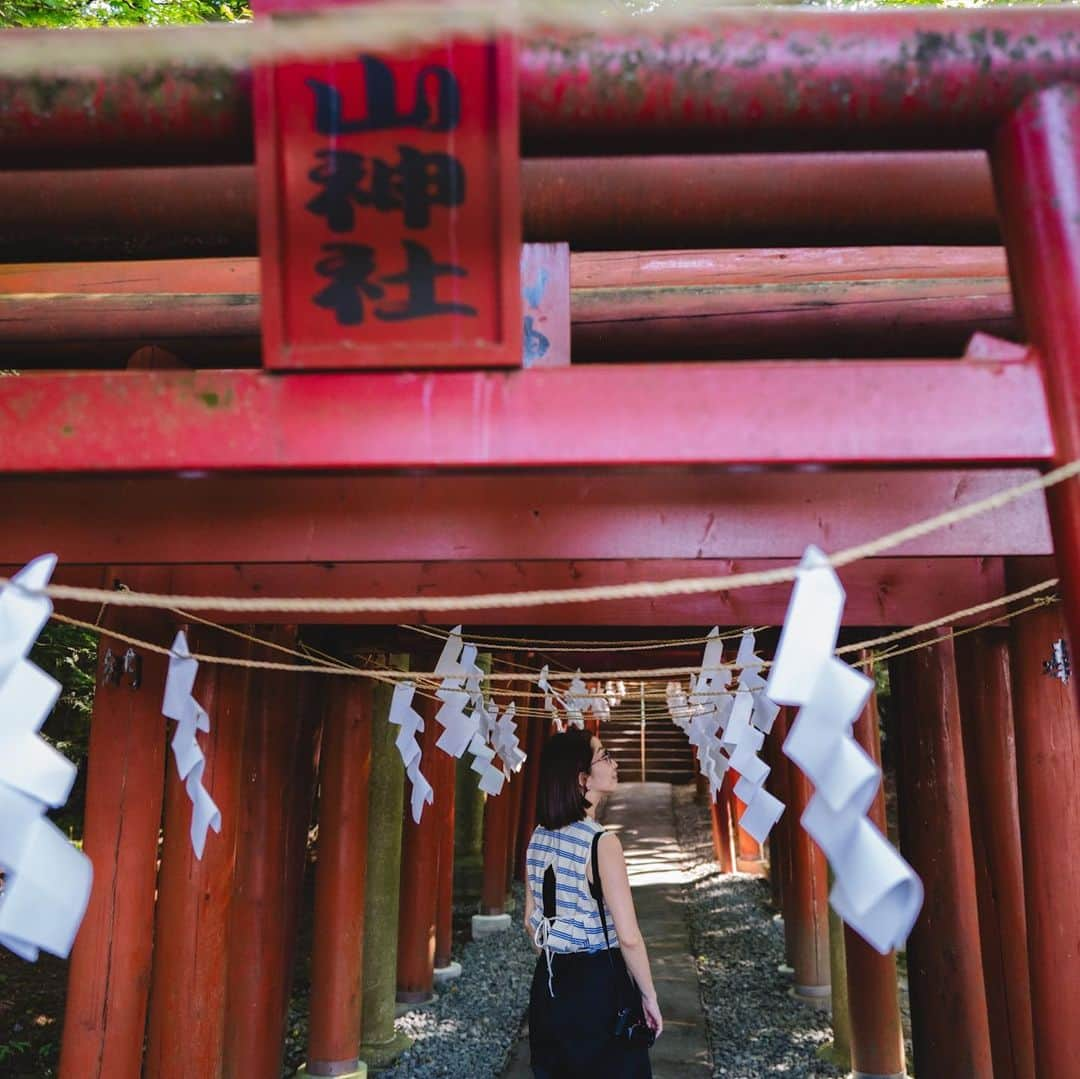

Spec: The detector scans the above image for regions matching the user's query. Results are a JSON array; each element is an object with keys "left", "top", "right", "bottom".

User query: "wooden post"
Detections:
[
  {"left": 59, "top": 584, "right": 171, "bottom": 1079},
  {"left": 224, "top": 629, "right": 316, "bottom": 1079},
  {"left": 1006, "top": 558, "right": 1080, "bottom": 1078},
  {"left": 819, "top": 884, "right": 852, "bottom": 1071},
  {"left": 515, "top": 712, "right": 548, "bottom": 881},
  {"left": 481, "top": 780, "right": 513, "bottom": 915},
  {"left": 844, "top": 671, "right": 906, "bottom": 1079},
  {"left": 305, "top": 677, "right": 373, "bottom": 1077},
  {"left": 709, "top": 770, "right": 735, "bottom": 873},
  {"left": 772, "top": 707, "right": 797, "bottom": 971},
  {"left": 784, "top": 749, "right": 831, "bottom": 1003},
  {"left": 396, "top": 690, "right": 443, "bottom": 1004},
  {"left": 360, "top": 657, "right": 412, "bottom": 1068},
  {"left": 434, "top": 728, "right": 457, "bottom": 974},
  {"left": 504, "top": 678, "right": 530, "bottom": 894},
  {"left": 733, "top": 794, "right": 765, "bottom": 875},
  {"left": 144, "top": 630, "right": 251, "bottom": 1079},
  {"left": 889, "top": 634, "right": 992, "bottom": 1078},
  {"left": 954, "top": 629, "right": 1036, "bottom": 1079}
]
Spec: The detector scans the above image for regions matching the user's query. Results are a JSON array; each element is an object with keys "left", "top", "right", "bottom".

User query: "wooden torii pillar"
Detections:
[
  {"left": 58, "top": 580, "right": 172, "bottom": 1079},
  {"left": 993, "top": 88, "right": 1080, "bottom": 1078},
  {"left": 889, "top": 634, "right": 992, "bottom": 1077}
]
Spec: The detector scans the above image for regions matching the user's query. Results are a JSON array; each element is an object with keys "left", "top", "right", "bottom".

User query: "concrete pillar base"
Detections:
[
  {"left": 736, "top": 857, "right": 766, "bottom": 875},
  {"left": 297, "top": 1063, "right": 367, "bottom": 1079},
  {"left": 357, "top": 1030, "right": 413, "bottom": 1070},
  {"left": 394, "top": 989, "right": 436, "bottom": 1010},
  {"left": 471, "top": 912, "right": 512, "bottom": 939},
  {"left": 791, "top": 984, "right": 832, "bottom": 1009},
  {"left": 433, "top": 961, "right": 462, "bottom": 984},
  {"left": 816, "top": 1041, "right": 851, "bottom": 1069},
  {"left": 853, "top": 1073, "right": 908, "bottom": 1079}
]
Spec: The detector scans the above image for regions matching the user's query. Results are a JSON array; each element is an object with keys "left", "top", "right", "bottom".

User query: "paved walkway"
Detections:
[{"left": 502, "top": 782, "right": 712, "bottom": 1078}]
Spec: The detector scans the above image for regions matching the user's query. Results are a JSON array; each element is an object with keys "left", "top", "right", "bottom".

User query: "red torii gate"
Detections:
[{"left": 1, "top": 7, "right": 1080, "bottom": 1079}]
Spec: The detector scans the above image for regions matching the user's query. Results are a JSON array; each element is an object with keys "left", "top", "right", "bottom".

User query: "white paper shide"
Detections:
[
  {"left": 0, "top": 555, "right": 93, "bottom": 961},
  {"left": 767, "top": 545, "right": 924, "bottom": 954},
  {"left": 162, "top": 630, "right": 223, "bottom": 859}
]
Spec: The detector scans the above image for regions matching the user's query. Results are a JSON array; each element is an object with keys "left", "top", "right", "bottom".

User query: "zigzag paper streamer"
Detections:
[
  {"left": 537, "top": 665, "right": 565, "bottom": 732},
  {"left": 162, "top": 631, "right": 222, "bottom": 859},
  {"left": 468, "top": 716, "right": 507, "bottom": 797},
  {"left": 0, "top": 555, "right": 93, "bottom": 961},
  {"left": 492, "top": 701, "right": 527, "bottom": 774},
  {"left": 387, "top": 682, "right": 434, "bottom": 823},
  {"left": 767, "top": 545, "right": 924, "bottom": 954},
  {"left": 433, "top": 625, "right": 481, "bottom": 758}
]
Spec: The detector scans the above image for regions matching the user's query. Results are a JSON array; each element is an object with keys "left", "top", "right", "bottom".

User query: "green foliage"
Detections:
[
  {"left": 30, "top": 622, "right": 97, "bottom": 838},
  {"left": 0, "top": 0, "right": 249, "bottom": 29}
]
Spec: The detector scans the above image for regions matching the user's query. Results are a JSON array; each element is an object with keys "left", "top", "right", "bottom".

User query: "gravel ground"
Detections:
[
  {"left": 379, "top": 883, "right": 536, "bottom": 1079},
  {"left": 671, "top": 785, "right": 849, "bottom": 1079}
]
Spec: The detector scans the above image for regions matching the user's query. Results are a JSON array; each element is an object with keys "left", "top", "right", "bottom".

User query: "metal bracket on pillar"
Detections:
[{"left": 1042, "top": 639, "right": 1071, "bottom": 685}]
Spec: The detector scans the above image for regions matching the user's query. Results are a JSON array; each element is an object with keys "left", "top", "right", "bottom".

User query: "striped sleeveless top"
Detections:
[{"left": 526, "top": 818, "right": 619, "bottom": 956}]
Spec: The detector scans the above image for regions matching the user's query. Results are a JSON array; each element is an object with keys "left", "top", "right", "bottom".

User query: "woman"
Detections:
[{"left": 523, "top": 728, "right": 663, "bottom": 1078}]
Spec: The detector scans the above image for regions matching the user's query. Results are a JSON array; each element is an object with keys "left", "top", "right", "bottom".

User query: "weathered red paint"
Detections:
[
  {"left": 0, "top": 471, "right": 1050, "bottom": 566},
  {"left": 783, "top": 759, "right": 830, "bottom": 999},
  {"left": 844, "top": 668, "right": 906, "bottom": 1079},
  {"left": 224, "top": 632, "right": 316, "bottom": 1078},
  {"left": 889, "top": 634, "right": 993, "bottom": 1078},
  {"left": 307, "top": 677, "right": 372, "bottom": 1075},
  {"left": 731, "top": 794, "right": 764, "bottom": 875},
  {"left": 515, "top": 714, "right": 547, "bottom": 882},
  {"left": 953, "top": 630, "right": 1035, "bottom": 1079},
  {"left": 1006, "top": 558, "right": 1080, "bottom": 1079},
  {"left": 6, "top": 12, "right": 1080, "bottom": 162},
  {"left": 571, "top": 246, "right": 1014, "bottom": 360},
  {"left": 434, "top": 735, "right": 457, "bottom": 972},
  {"left": 519, "top": 11, "right": 1080, "bottom": 152},
  {"left": 0, "top": 245, "right": 1015, "bottom": 365},
  {"left": 993, "top": 85, "right": 1080, "bottom": 707},
  {"left": 709, "top": 772, "right": 735, "bottom": 874},
  {"left": 396, "top": 692, "right": 442, "bottom": 1003},
  {"left": 144, "top": 630, "right": 251, "bottom": 1079},
  {"left": 58, "top": 585, "right": 171, "bottom": 1079},
  {"left": 0, "top": 361, "right": 1053, "bottom": 473},
  {"left": 481, "top": 781, "right": 513, "bottom": 916},
  {"left": 0, "top": 153, "right": 998, "bottom": 261},
  {"left": 522, "top": 152, "right": 998, "bottom": 248}
]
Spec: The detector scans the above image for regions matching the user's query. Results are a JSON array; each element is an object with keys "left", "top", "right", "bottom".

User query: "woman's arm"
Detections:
[
  {"left": 595, "top": 832, "right": 664, "bottom": 1036},
  {"left": 523, "top": 881, "right": 540, "bottom": 953}
]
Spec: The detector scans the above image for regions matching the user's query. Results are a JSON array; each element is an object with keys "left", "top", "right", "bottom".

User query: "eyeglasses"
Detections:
[{"left": 591, "top": 749, "right": 615, "bottom": 767}]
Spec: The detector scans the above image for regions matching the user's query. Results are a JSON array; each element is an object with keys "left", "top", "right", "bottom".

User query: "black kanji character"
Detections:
[
  {"left": 313, "top": 243, "right": 384, "bottom": 325},
  {"left": 307, "top": 147, "right": 465, "bottom": 232},
  {"left": 306, "top": 150, "right": 367, "bottom": 233},
  {"left": 307, "top": 55, "right": 460, "bottom": 136},
  {"left": 375, "top": 240, "right": 477, "bottom": 321}
]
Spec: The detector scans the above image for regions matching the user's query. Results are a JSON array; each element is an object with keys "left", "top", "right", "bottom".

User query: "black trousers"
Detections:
[{"left": 529, "top": 949, "right": 652, "bottom": 1079}]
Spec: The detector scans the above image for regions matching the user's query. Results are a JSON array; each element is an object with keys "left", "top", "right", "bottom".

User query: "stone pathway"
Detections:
[{"left": 502, "top": 781, "right": 712, "bottom": 1078}]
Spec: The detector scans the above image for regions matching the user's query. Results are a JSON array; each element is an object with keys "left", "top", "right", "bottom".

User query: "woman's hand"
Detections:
[{"left": 641, "top": 992, "right": 663, "bottom": 1038}]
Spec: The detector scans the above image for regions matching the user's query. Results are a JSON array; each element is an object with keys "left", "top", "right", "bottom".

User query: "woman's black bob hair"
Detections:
[{"left": 536, "top": 728, "right": 595, "bottom": 830}]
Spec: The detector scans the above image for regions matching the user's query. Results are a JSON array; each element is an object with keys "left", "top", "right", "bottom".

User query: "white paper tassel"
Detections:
[
  {"left": 387, "top": 682, "right": 434, "bottom": 823},
  {"left": 0, "top": 555, "right": 93, "bottom": 961},
  {"left": 162, "top": 631, "right": 222, "bottom": 859},
  {"left": 767, "top": 546, "right": 924, "bottom": 954}
]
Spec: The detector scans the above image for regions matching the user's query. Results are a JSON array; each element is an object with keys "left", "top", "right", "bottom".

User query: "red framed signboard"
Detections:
[{"left": 253, "top": 1, "right": 521, "bottom": 369}]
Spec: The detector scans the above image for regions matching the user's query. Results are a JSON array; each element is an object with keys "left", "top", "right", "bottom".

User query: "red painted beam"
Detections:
[
  {"left": 5, "top": 11, "right": 1080, "bottom": 162},
  {"left": 571, "top": 246, "right": 1014, "bottom": 360},
  {"left": 0, "top": 246, "right": 1014, "bottom": 366},
  {"left": 0, "top": 361, "right": 1053, "bottom": 472},
  {"left": 20, "top": 556, "right": 1007, "bottom": 627},
  {"left": 0, "top": 153, "right": 998, "bottom": 261},
  {"left": 0, "top": 470, "right": 1051, "bottom": 566},
  {"left": 519, "top": 11, "right": 1080, "bottom": 153}
]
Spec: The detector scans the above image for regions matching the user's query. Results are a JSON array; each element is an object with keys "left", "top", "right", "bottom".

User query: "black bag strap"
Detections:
[{"left": 591, "top": 830, "right": 630, "bottom": 1009}]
